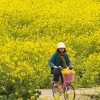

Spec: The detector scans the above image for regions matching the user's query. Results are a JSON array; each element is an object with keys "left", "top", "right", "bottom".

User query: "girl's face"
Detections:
[{"left": 59, "top": 48, "right": 65, "bottom": 53}]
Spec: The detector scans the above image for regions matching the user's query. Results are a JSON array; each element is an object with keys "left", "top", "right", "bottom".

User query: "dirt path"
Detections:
[{"left": 39, "top": 87, "right": 100, "bottom": 100}]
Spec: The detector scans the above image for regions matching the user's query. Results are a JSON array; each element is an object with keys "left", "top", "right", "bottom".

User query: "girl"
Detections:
[{"left": 49, "top": 42, "right": 73, "bottom": 86}]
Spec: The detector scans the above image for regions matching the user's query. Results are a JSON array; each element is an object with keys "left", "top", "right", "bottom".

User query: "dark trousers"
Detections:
[{"left": 52, "top": 68, "right": 63, "bottom": 83}]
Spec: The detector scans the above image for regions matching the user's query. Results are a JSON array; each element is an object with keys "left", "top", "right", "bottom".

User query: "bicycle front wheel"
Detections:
[
  {"left": 64, "top": 84, "right": 75, "bottom": 100},
  {"left": 52, "top": 85, "right": 65, "bottom": 99}
]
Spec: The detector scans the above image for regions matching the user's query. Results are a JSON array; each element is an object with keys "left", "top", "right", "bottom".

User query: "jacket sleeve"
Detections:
[
  {"left": 49, "top": 53, "right": 56, "bottom": 68},
  {"left": 65, "top": 53, "right": 72, "bottom": 67}
]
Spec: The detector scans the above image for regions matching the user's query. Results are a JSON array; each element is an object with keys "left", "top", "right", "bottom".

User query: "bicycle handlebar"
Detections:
[
  {"left": 58, "top": 66, "right": 63, "bottom": 69},
  {"left": 58, "top": 66, "right": 73, "bottom": 70}
]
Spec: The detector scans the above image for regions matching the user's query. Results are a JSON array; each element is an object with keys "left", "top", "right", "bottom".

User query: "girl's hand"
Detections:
[
  {"left": 69, "top": 65, "right": 74, "bottom": 70},
  {"left": 53, "top": 66, "right": 58, "bottom": 69}
]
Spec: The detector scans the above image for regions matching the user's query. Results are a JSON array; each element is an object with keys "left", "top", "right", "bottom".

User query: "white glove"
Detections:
[{"left": 53, "top": 66, "right": 58, "bottom": 69}]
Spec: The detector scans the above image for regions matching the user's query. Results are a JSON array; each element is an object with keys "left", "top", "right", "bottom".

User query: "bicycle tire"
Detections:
[
  {"left": 64, "top": 84, "right": 75, "bottom": 100},
  {"left": 52, "top": 84, "right": 55, "bottom": 98},
  {"left": 52, "top": 85, "right": 59, "bottom": 98}
]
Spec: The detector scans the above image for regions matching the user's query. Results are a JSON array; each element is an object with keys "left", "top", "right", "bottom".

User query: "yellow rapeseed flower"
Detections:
[
  {"left": 15, "top": 92, "right": 19, "bottom": 95},
  {"left": 12, "top": 79, "right": 15, "bottom": 83}
]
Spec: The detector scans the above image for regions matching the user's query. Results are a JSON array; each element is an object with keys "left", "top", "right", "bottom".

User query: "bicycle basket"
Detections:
[{"left": 63, "top": 72, "right": 75, "bottom": 83}]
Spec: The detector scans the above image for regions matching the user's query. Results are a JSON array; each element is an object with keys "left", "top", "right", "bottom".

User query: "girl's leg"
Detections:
[
  {"left": 60, "top": 73, "right": 64, "bottom": 84},
  {"left": 52, "top": 68, "right": 61, "bottom": 86}
]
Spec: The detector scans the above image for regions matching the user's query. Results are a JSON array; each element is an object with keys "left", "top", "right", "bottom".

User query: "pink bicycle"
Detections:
[{"left": 52, "top": 67, "right": 75, "bottom": 100}]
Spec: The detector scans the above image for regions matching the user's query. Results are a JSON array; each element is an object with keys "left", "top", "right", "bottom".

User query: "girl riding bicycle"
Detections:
[{"left": 49, "top": 42, "right": 74, "bottom": 87}]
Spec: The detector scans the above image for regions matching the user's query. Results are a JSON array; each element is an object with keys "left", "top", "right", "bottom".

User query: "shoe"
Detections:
[{"left": 54, "top": 81, "right": 59, "bottom": 86}]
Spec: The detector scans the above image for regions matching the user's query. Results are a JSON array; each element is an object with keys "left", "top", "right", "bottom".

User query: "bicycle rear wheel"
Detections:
[{"left": 64, "top": 84, "right": 75, "bottom": 100}]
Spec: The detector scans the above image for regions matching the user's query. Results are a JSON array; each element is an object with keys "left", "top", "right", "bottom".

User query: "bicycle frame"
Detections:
[{"left": 52, "top": 66, "right": 75, "bottom": 100}]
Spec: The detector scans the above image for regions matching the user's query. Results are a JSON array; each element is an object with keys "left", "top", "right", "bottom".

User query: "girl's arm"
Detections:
[{"left": 49, "top": 53, "right": 56, "bottom": 69}]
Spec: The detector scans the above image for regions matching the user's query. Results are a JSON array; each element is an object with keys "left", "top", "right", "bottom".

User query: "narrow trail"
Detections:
[{"left": 40, "top": 87, "right": 99, "bottom": 100}]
